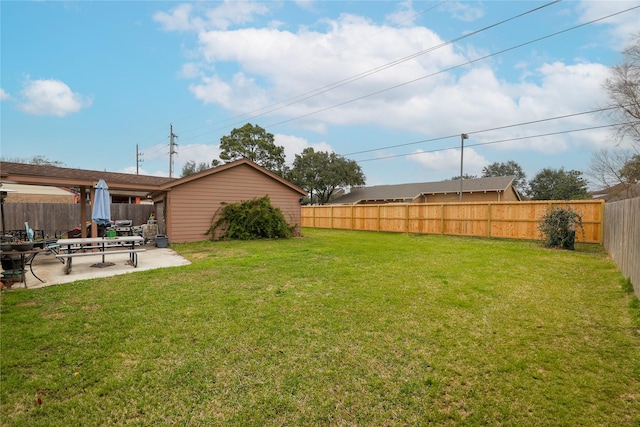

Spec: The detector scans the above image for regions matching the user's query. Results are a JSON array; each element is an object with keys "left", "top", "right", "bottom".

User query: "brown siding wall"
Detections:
[{"left": 166, "top": 164, "right": 302, "bottom": 243}]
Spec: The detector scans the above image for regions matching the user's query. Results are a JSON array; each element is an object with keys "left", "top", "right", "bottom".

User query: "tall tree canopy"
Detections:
[
  {"left": 528, "top": 168, "right": 590, "bottom": 200},
  {"left": 482, "top": 161, "right": 527, "bottom": 195},
  {"left": 219, "top": 123, "right": 285, "bottom": 174},
  {"left": 604, "top": 33, "right": 640, "bottom": 149},
  {"left": 288, "top": 148, "right": 365, "bottom": 205}
]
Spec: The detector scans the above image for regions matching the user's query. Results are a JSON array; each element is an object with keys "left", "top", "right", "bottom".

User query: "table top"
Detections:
[{"left": 57, "top": 236, "right": 144, "bottom": 245}]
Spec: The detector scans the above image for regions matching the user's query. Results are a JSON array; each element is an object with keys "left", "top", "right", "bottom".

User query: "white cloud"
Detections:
[
  {"left": 187, "top": 13, "right": 460, "bottom": 123},
  {"left": 17, "top": 78, "right": 92, "bottom": 117},
  {"left": 153, "top": 3, "right": 196, "bottom": 32},
  {"left": 577, "top": 1, "right": 640, "bottom": 48},
  {"left": 438, "top": 1, "right": 485, "bottom": 22},
  {"left": 385, "top": 0, "right": 419, "bottom": 27},
  {"left": 409, "top": 147, "right": 488, "bottom": 176},
  {"left": 0, "top": 88, "right": 10, "bottom": 101},
  {"left": 274, "top": 133, "right": 333, "bottom": 164},
  {"left": 159, "top": 2, "right": 621, "bottom": 161},
  {"left": 154, "top": 1, "right": 270, "bottom": 32}
]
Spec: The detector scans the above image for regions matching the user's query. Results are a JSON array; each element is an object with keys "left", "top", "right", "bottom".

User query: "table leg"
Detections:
[{"left": 65, "top": 256, "right": 72, "bottom": 274}]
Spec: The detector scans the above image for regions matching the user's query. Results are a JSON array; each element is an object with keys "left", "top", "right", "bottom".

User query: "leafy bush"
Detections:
[
  {"left": 206, "top": 196, "right": 295, "bottom": 240},
  {"left": 538, "top": 206, "right": 583, "bottom": 250}
]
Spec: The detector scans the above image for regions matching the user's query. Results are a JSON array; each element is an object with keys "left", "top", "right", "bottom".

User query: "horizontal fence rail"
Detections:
[
  {"left": 604, "top": 197, "right": 640, "bottom": 296},
  {"left": 2, "top": 203, "right": 154, "bottom": 238},
  {"left": 302, "top": 200, "right": 604, "bottom": 244}
]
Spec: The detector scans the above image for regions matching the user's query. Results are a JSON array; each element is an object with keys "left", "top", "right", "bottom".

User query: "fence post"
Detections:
[
  {"left": 599, "top": 200, "right": 605, "bottom": 244},
  {"left": 351, "top": 205, "right": 354, "bottom": 230},
  {"left": 440, "top": 204, "right": 445, "bottom": 234},
  {"left": 487, "top": 203, "right": 492, "bottom": 238},
  {"left": 330, "top": 206, "right": 334, "bottom": 229},
  {"left": 406, "top": 204, "right": 410, "bottom": 233}
]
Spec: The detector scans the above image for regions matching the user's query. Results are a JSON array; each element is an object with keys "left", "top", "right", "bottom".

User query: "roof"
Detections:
[
  {"left": 330, "top": 176, "right": 518, "bottom": 204},
  {"left": 1, "top": 159, "right": 307, "bottom": 197},
  {"left": 154, "top": 158, "right": 307, "bottom": 196},
  {"left": 0, "top": 183, "right": 76, "bottom": 196},
  {"left": 0, "top": 161, "right": 174, "bottom": 191},
  {"left": 590, "top": 182, "right": 640, "bottom": 202}
]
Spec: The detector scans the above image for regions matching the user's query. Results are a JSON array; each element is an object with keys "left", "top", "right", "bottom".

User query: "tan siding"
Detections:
[{"left": 167, "top": 164, "right": 302, "bottom": 243}]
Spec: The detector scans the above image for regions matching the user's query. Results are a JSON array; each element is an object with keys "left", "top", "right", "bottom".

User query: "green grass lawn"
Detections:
[{"left": 1, "top": 228, "right": 639, "bottom": 426}]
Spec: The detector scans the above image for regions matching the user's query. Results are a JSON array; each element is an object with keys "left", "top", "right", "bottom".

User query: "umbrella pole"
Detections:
[{"left": 1, "top": 201, "right": 5, "bottom": 237}]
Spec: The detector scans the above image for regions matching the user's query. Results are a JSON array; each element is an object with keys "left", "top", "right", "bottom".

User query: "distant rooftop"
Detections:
[{"left": 330, "top": 176, "right": 517, "bottom": 204}]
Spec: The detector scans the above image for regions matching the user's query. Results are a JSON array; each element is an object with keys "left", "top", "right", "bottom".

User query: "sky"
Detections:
[{"left": 2, "top": 0, "right": 639, "bottom": 188}]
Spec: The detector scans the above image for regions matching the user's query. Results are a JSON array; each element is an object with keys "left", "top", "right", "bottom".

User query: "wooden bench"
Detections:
[{"left": 56, "top": 248, "right": 146, "bottom": 274}]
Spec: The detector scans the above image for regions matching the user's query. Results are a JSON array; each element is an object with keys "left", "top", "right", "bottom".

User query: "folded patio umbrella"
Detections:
[{"left": 91, "top": 179, "right": 111, "bottom": 226}]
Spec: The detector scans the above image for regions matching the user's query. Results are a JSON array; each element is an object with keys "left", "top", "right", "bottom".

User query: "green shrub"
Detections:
[
  {"left": 538, "top": 206, "right": 583, "bottom": 250},
  {"left": 206, "top": 196, "right": 295, "bottom": 240}
]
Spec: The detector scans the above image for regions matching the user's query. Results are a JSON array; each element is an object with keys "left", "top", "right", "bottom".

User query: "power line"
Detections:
[
  {"left": 355, "top": 122, "right": 629, "bottom": 163},
  {"left": 343, "top": 106, "right": 619, "bottom": 156}
]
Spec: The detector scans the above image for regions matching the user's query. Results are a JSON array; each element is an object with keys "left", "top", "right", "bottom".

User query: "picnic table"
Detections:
[{"left": 56, "top": 236, "right": 145, "bottom": 274}]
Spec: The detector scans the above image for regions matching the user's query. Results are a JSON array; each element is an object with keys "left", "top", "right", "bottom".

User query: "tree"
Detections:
[
  {"left": 180, "top": 159, "right": 221, "bottom": 177},
  {"left": 482, "top": 160, "right": 527, "bottom": 195},
  {"left": 603, "top": 34, "right": 640, "bottom": 149},
  {"left": 587, "top": 148, "right": 636, "bottom": 188},
  {"left": 181, "top": 161, "right": 210, "bottom": 177},
  {"left": 621, "top": 154, "right": 640, "bottom": 183},
  {"left": 448, "top": 174, "right": 478, "bottom": 181},
  {"left": 219, "top": 123, "right": 285, "bottom": 174},
  {"left": 288, "top": 148, "right": 365, "bottom": 205},
  {"left": 1, "top": 155, "right": 64, "bottom": 167},
  {"left": 528, "top": 168, "right": 590, "bottom": 200}
]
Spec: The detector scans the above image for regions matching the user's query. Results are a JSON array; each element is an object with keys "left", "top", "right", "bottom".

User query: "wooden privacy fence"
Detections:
[
  {"left": 302, "top": 200, "right": 604, "bottom": 244},
  {"left": 604, "top": 197, "right": 640, "bottom": 295},
  {"left": 2, "top": 203, "right": 154, "bottom": 237}
]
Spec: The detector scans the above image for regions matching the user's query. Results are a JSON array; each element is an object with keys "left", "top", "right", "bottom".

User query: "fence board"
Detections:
[
  {"left": 2, "top": 203, "right": 154, "bottom": 238},
  {"left": 604, "top": 197, "right": 640, "bottom": 296},
  {"left": 302, "top": 200, "right": 604, "bottom": 244}
]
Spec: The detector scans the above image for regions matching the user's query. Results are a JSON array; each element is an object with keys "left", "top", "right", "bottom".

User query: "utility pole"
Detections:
[
  {"left": 459, "top": 133, "right": 469, "bottom": 202},
  {"left": 169, "top": 124, "right": 178, "bottom": 178},
  {"left": 136, "top": 144, "right": 144, "bottom": 175}
]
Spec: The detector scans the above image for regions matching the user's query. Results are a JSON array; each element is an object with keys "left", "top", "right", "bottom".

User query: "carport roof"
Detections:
[{"left": 0, "top": 161, "right": 175, "bottom": 192}]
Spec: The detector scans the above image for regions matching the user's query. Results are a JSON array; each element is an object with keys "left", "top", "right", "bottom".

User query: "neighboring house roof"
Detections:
[
  {"left": 0, "top": 161, "right": 174, "bottom": 191},
  {"left": 153, "top": 158, "right": 307, "bottom": 195},
  {"left": 590, "top": 182, "right": 640, "bottom": 202},
  {"left": 330, "top": 176, "right": 519, "bottom": 204},
  {"left": 1, "top": 183, "right": 75, "bottom": 197}
]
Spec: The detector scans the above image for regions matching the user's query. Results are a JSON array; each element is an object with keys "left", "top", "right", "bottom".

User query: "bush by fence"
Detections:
[
  {"left": 604, "top": 197, "right": 640, "bottom": 296},
  {"left": 302, "top": 200, "right": 604, "bottom": 244},
  {"left": 2, "top": 203, "right": 154, "bottom": 238}
]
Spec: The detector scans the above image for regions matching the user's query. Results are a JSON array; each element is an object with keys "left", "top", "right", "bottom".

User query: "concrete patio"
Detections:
[{"left": 4, "top": 244, "right": 191, "bottom": 289}]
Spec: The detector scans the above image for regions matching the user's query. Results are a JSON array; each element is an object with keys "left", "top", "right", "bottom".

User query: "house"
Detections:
[
  {"left": 149, "top": 159, "right": 307, "bottom": 242},
  {"left": 1, "top": 159, "right": 305, "bottom": 242},
  {"left": 590, "top": 182, "right": 640, "bottom": 202},
  {"left": 329, "top": 176, "right": 521, "bottom": 205}
]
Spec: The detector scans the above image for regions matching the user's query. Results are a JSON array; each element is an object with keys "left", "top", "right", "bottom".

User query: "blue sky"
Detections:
[{"left": 2, "top": 1, "right": 639, "bottom": 187}]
